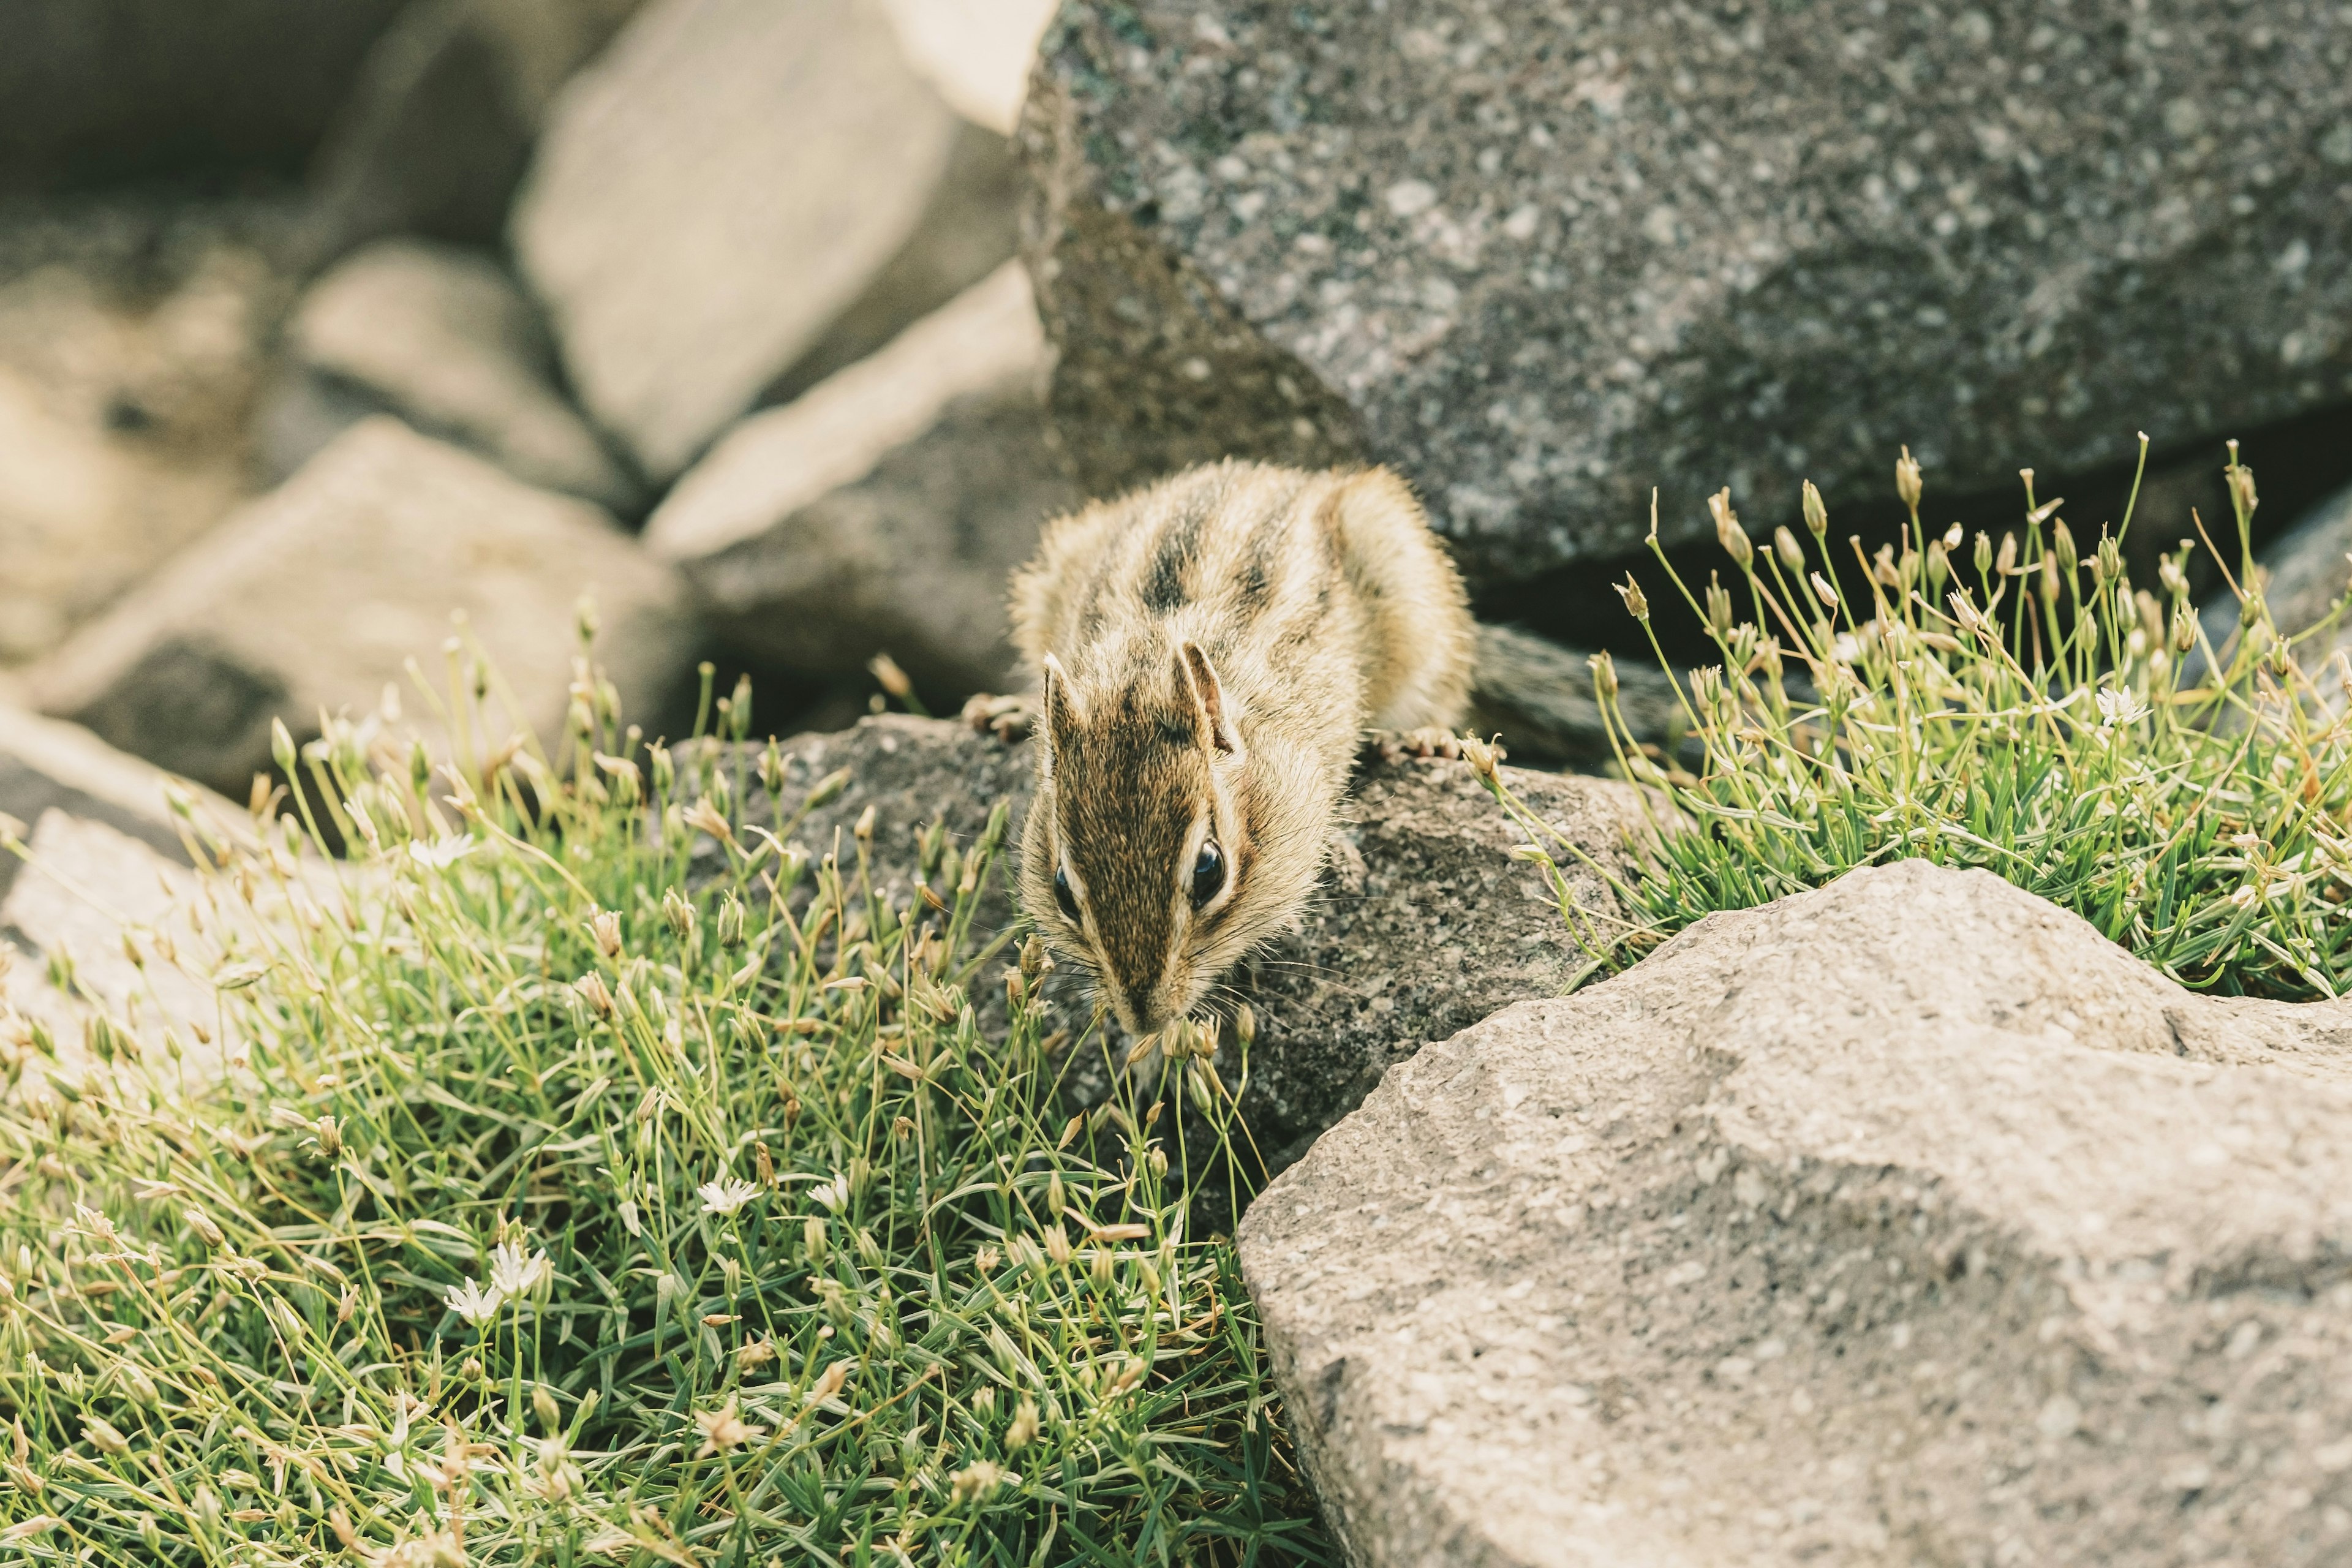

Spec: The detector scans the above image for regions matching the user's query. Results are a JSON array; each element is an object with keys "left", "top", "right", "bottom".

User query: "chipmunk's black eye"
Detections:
[
  {"left": 1054, "top": 864, "right": 1080, "bottom": 923},
  {"left": 1191, "top": 841, "right": 1226, "bottom": 910}
]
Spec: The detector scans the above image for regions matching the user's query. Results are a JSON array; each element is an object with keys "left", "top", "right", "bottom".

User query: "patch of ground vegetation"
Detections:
[
  {"left": 0, "top": 650, "right": 1327, "bottom": 1565},
  {"left": 1492, "top": 438, "right": 2352, "bottom": 1002}
]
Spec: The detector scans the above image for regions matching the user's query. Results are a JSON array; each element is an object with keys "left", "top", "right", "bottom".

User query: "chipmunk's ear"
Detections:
[
  {"left": 1175, "top": 640, "right": 1243, "bottom": 758},
  {"left": 1039, "top": 654, "right": 1082, "bottom": 786}
]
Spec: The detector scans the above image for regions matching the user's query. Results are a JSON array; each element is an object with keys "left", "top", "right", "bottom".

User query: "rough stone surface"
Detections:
[
  {"left": 260, "top": 239, "right": 640, "bottom": 514},
  {"left": 0, "top": 704, "right": 238, "bottom": 905},
  {"left": 648, "top": 262, "right": 1074, "bottom": 698},
  {"left": 512, "top": 0, "right": 1017, "bottom": 481},
  {"left": 0, "top": 239, "right": 285, "bottom": 665},
  {"left": 1241, "top": 859, "right": 2352, "bottom": 1567},
  {"left": 28, "top": 418, "right": 693, "bottom": 799},
  {"left": 1023, "top": 2, "right": 2352, "bottom": 587},
  {"left": 0, "top": 0, "right": 403, "bottom": 193},
  {"left": 311, "top": 0, "right": 646, "bottom": 253},
  {"left": 696, "top": 715, "right": 1646, "bottom": 1180}
]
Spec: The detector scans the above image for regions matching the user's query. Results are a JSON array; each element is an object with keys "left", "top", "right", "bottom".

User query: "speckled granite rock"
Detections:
[
  {"left": 1240, "top": 859, "right": 2352, "bottom": 1567},
  {"left": 693, "top": 714, "right": 1646, "bottom": 1178},
  {"left": 1022, "top": 2, "right": 2352, "bottom": 586}
]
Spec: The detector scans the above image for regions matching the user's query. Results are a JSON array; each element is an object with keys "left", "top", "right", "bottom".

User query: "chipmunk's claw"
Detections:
[
  {"left": 1365, "top": 726, "right": 1468, "bottom": 763},
  {"left": 960, "top": 692, "right": 1033, "bottom": 743}
]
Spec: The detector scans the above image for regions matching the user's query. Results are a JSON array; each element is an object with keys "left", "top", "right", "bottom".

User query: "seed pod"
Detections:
[
  {"left": 1588, "top": 650, "right": 1619, "bottom": 703},
  {"left": 1615, "top": 575, "right": 1649, "bottom": 622},
  {"left": 1706, "top": 574, "right": 1734, "bottom": 635}
]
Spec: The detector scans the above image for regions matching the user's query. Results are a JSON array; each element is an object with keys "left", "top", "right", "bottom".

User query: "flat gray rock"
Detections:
[
  {"left": 260, "top": 239, "right": 641, "bottom": 514},
  {"left": 0, "top": 704, "right": 236, "bottom": 905},
  {"left": 1240, "top": 859, "right": 2352, "bottom": 1567},
  {"left": 1023, "top": 2, "right": 2352, "bottom": 587},
  {"left": 693, "top": 714, "right": 1648, "bottom": 1178},
  {"left": 648, "top": 262, "right": 1075, "bottom": 699},
  {"left": 511, "top": 0, "right": 1016, "bottom": 481},
  {"left": 29, "top": 418, "right": 693, "bottom": 799}
]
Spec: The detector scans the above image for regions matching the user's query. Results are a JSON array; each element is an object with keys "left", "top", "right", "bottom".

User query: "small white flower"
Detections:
[
  {"left": 809, "top": 1172, "right": 850, "bottom": 1214},
  {"left": 699, "top": 1177, "right": 761, "bottom": 1217},
  {"left": 489, "top": 1240, "right": 552, "bottom": 1299},
  {"left": 445, "top": 1276, "right": 505, "bottom": 1327},
  {"left": 408, "top": 835, "right": 477, "bottom": 870},
  {"left": 2095, "top": 687, "right": 2147, "bottom": 728}
]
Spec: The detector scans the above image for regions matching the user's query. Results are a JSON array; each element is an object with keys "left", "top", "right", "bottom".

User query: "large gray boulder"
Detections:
[
  {"left": 0, "top": 0, "right": 402, "bottom": 194},
  {"left": 28, "top": 418, "right": 693, "bottom": 799},
  {"left": 694, "top": 714, "right": 1648, "bottom": 1177},
  {"left": 646, "top": 262, "right": 1074, "bottom": 699},
  {"left": 1241, "top": 859, "right": 2352, "bottom": 1567},
  {"left": 511, "top": 0, "right": 1017, "bottom": 482},
  {"left": 259, "top": 239, "right": 640, "bottom": 514},
  {"left": 311, "top": 0, "right": 646, "bottom": 253},
  {"left": 1023, "top": 2, "right": 2352, "bottom": 587}
]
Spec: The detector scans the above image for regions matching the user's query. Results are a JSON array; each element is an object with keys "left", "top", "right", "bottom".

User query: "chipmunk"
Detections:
[{"left": 982, "top": 459, "right": 1477, "bottom": 1042}]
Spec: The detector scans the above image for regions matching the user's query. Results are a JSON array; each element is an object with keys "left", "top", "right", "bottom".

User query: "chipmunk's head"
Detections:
[{"left": 1019, "top": 640, "right": 1264, "bottom": 1039}]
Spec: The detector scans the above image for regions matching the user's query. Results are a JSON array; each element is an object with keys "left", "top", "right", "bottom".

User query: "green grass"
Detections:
[
  {"left": 1485, "top": 437, "right": 2352, "bottom": 1001},
  {"left": 0, "top": 645, "right": 1327, "bottom": 1564}
]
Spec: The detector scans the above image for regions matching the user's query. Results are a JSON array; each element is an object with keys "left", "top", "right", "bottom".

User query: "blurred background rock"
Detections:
[{"left": 1, "top": 0, "right": 2349, "bottom": 813}]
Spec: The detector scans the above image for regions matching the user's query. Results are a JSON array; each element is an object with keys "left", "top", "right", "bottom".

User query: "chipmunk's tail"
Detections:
[{"left": 1464, "top": 622, "right": 1682, "bottom": 766}]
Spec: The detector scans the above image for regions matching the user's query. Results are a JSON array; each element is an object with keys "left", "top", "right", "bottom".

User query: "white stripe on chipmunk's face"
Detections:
[{"left": 1019, "top": 639, "right": 1252, "bottom": 1039}]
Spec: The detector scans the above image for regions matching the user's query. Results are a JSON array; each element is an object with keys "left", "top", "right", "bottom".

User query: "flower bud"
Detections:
[
  {"left": 2159, "top": 556, "right": 2188, "bottom": 598},
  {"left": 1773, "top": 525, "right": 1804, "bottom": 571},
  {"left": 1802, "top": 479, "right": 1828, "bottom": 538},
  {"left": 270, "top": 718, "right": 298, "bottom": 779},
  {"left": 2052, "top": 521, "right": 2078, "bottom": 578},
  {"left": 2171, "top": 603, "right": 2198, "bottom": 652},
  {"left": 1705, "top": 574, "right": 1734, "bottom": 635},
  {"left": 1973, "top": 531, "right": 1993, "bottom": 578},
  {"left": 1811, "top": 571, "right": 1839, "bottom": 608},
  {"left": 1995, "top": 533, "right": 2017, "bottom": 578},
  {"left": 1588, "top": 650, "right": 1619, "bottom": 703},
  {"left": 1709, "top": 489, "right": 1752, "bottom": 571},
  {"left": 1895, "top": 446, "right": 1923, "bottom": 510},
  {"left": 2096, "top": 533, "right": 2122, "bottom": 586}
]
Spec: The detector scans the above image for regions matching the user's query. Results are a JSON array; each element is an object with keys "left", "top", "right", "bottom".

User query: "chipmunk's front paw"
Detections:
[
  {"left": 960, "top": 692, "right": 1033, "bottom": 742},
  {"left": 1366, "top": 726, "right": 1466, "bottom": 762}
]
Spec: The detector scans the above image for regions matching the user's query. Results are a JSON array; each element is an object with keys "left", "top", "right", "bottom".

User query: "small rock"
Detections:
[
  {"left": 695, "top": 715, "right": 1645, "bottom": 1178},
  {"left": 0, "top": 246, "right": 281, "bottom": 664},
  {"left": 1024, "top": 2, "right": 2352, "bottom": 588},
  {"left": 28, "top": 418, "right": 693, "bottom": 798},
  {"left": 511, "top": 0, "right": 1017, "bottom": 481},
  {"left": 0, "top": 0, "right": 402, "bottom": 193},
  {"left": 876, "top": 0, "right": 1060, "bottom": 134},
  {"left": 0, "top": 703, "right": 237, "bottom": 904},
  {"left": 647, "top": 262, "right": 1074, "bottom": 699},
  {"left": 260, "top": 238, "right": 640, "bottom": 514},
  {"left": 1242, "top": 860, "right": 2352, "bottom": 1567},
  {"left": 311, "top": 0, "right": 647, "bottom": 252}
]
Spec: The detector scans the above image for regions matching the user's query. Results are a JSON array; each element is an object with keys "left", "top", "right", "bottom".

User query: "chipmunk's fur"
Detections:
[{"left": 1005, "top": 459, "right": 1475, "bottom": 1039}]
